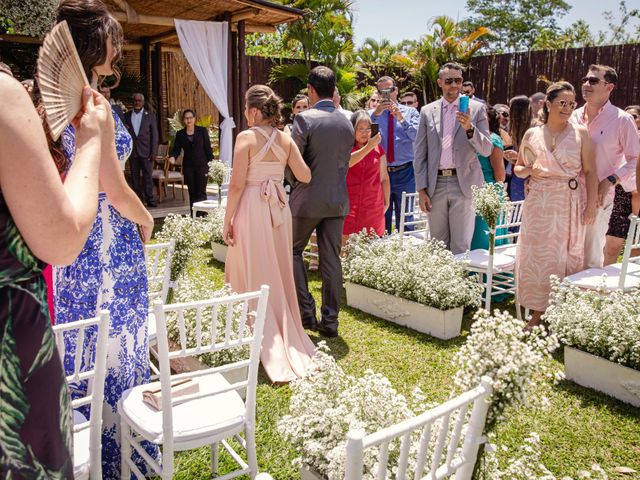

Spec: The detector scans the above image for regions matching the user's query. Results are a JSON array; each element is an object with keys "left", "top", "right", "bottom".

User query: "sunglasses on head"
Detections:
[
  {"left": 444, "top": 77, "right": 463, "bottom": 85},
  {"left": 581, "top": 76, "right": 609, "bottom": 86}
]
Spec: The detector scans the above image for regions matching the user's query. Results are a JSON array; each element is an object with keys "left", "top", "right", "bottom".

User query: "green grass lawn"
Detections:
[{"left": 171, "top": 247, "right": 640, "bottom": 479}]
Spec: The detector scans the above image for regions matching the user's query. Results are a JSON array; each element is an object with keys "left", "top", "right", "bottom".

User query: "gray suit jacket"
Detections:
[
  {"left": 413, "top": 98, "right": 493, "bottom": 198},
  {"left": 290, "top": 99, "right": 355, "bottom": 217},
  {"left": 124, "top": 108, "right": 158, "bottom": 159}
]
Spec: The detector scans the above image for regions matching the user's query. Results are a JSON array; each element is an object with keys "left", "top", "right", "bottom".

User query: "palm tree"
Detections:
[
  {"left": 396, "top": 16, "right": 491, "bottom": 104},
  {"left": 355, "top": 38, "right": 405, "bottom": 81}
]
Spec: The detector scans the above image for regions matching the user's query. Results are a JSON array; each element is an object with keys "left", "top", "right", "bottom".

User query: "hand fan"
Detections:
[{"left": 36, "top": 21, "right": 89, "bottom": 140}]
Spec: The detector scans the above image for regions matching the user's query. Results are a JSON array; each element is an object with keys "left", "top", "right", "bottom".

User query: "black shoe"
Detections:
[
  {"left": 302, "top": 317, "right": 318, "bottom": 331},
  {"left": 147, "top": 201, "right": 158, "bottom": 208},
  {"left": 318, "top": 324, "right": 338, "bottom": 338}
]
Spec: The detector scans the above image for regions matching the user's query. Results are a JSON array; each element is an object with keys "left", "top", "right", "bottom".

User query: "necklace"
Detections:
[{"left": 546, "top": 123, "right": 568, "bottom": 150}]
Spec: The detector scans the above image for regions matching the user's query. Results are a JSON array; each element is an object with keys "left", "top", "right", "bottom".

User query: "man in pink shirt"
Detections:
[
  {"left": 414, "top": 62, "right": 493, "bottom": 253},
  {"left": 573, "top": 64, "right": 640, "bottom": 268}
]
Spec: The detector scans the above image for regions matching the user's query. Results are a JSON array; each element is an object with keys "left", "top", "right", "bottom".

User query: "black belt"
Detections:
[
  {"left": 438, "top": 168, "right": 457, "bottom": 176},
  {"left": 387, "top": 162, "right": 413, "bottom": 173}
]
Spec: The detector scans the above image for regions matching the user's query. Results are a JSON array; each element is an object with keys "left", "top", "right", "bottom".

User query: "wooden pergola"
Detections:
[{"left": 107, "top": 0, "right": 303, "bottom": 142}]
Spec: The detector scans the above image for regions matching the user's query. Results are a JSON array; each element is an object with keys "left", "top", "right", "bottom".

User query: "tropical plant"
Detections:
[
  {"left": 354, "top": 37, "right": 405, "bottom": 82},
  {"left": 395, "top": 16, "right": 491, "bottom": 104}
]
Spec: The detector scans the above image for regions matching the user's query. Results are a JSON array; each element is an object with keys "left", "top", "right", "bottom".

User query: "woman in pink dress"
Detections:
[
  {"left": 514, "top": 81, "right": 597, "bottom": 329},
  {"left": 343, "top": 110, "right": 390, "bottom": 242},
  {"left": 224, "top": 85, "right": 315, "bottom": 383}
]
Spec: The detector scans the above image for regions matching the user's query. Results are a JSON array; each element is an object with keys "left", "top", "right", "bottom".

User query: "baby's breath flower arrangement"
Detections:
[
  {"left": 471, "top": 183, "right": 506, "bottom": 254},
  {"left": 203, "top": 207, "right": 225, "bottom": 246},
  {"left": 155, "top": 214, "right": 210, "bottom": 282},
  {"left": 343, "top": 232, "right": 481, "bottom": 310},
  {"left": 453, "top": 309, "right": 559, "bottom": 426},
  {"left": 545, "top": 277, "right": 640, "bottom": 370},
  {"left": 278, "top": 344, "right": 432, "bottom": 480},
  {"left": 208, "top": 161, "right": 227, "bottom": 206}
]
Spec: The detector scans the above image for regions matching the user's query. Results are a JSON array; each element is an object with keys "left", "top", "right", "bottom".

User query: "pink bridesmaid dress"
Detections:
[{"left": 225, "top": 126, "right": 315, "bottom": 383}]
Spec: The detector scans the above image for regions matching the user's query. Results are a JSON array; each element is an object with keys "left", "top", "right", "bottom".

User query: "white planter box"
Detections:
[
  {"left": 211, "top": 241, "right": 227, "bottom": 263},
  {"left": 564, "top": 346, "right": 640, "bottom": 407},
  {"left": 300, "top": 467, "right": 325, "bottom": 480},
  {"left": 344, "top": 282, "right": 463, "bottom": 340}
]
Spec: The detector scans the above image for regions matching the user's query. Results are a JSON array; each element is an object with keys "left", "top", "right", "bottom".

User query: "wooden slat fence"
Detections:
[{"left": 466, "top": 44, "right": 640, "bottom": 107}]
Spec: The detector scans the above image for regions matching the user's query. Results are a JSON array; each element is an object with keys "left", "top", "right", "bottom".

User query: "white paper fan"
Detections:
[{"left": 36, "top": 20, "right": 89, "bottom": 140}]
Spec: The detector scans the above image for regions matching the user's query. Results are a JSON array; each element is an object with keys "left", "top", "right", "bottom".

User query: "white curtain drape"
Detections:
[{"left": 174, "top": 19, "right": 235, "bottom": 165}]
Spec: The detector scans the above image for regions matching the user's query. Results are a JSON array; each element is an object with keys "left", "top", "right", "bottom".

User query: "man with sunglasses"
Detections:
[
  {"left": 572, "top": 64, "right": 640, "bottom": 268},
  {"left": 399, "top": 91, "right": 419, "bottom": 111},
  {"left": 370, "top": 75, "right": 421, "bottom": 233},
  {"left": 414, "top": 62, "right": 493, "bottom": 254},
  {"left": 461, "top": 81, "right": 485, "bottom": 104}
]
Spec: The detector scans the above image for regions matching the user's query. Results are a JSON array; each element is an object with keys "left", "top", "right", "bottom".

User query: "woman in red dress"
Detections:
[{"left": 343, "top": 109, "right": 390, "bottom": 243}]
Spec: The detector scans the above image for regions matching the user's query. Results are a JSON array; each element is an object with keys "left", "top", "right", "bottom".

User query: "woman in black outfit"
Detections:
[{"left": 169, "top": 109, "right": 213, "bottom": 214}]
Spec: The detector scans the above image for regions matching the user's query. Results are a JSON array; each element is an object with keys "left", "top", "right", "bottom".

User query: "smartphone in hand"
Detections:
[
  {"left": 459, "top": 95, "right": 469, "bottom": 114},
  {"left": 371, "top": 123, "right": 379, "bottom": 137}
]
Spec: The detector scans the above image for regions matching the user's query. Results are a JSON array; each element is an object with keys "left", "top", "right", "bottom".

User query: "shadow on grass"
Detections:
[{"left": 554, "top": 378, "right": 640, "bottom": 421}]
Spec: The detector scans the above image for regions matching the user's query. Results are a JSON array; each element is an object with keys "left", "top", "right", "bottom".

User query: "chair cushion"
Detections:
[
  {"left": 120, "top": 373, "right": 245, "bottom": 445},
  {"left": 494, "top": 244, "right": 517, "bottom": 258},
  {"left": 152, "top": 169, "right": 165, "bottom": 179},
  {"left": 167, "top": 172, "right": 183, "bottom": 180},
  {"left": 454, "top": 249, "right": 516, "bottom": 271},
  {"left": 73, "top": 410, "right": 90, "bottom": 479},
  {"left": 565, "top": 262, "right": 640, "bottom": 291}
]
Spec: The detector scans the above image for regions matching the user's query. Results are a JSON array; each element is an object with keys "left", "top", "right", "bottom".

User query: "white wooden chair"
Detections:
[
  {"left": 302, "top": 229, "right": 319, "bottom": 266},
  {"left": 454, "top": 201, "right": 522, "bottom": 317},
  {"left": 119, "top": 286, "right": 270, "bottom": 480},
  {"left": 398, "top": 192, "right": 430, "bottom": 246},
  {"left": 53, "top": 311, "right": 110, "bottom": 480},
  {"left": 566, "top": 215, "right": 640, "bottom": 292},
  {"left": 145, "top": 240, "right": 176, "bottom": 379},
  {"left": 344, "top": 377, "right": 493, "bottom": 480},
  {"left": 493, "top": 200, "right": 524, "bottom": 259}
]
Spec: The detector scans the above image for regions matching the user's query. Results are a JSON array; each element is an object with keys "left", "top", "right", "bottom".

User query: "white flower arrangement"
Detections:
[
  {"left": 155, "top": 214, "right": 210, "bottom": 282},
  {"left": 202, "top": 208, "right": 225, "bottom": 246},
  {"left": 208, "top": 161, "right": 228, "bottom": 206},
  {"left": 545, "top": 277, "right": 640, "bottom": 370},
  {"left": 471, "top": 183, "right": 507, "bottom": 254},
  {"left": 343, "top": 231, "right": 482, "bottom": 310},
  {"left": 482, "top": 432, "right": 608, "bottom": 480},
  {"left": 278, "top": 343, "right": 433, "bottom": 480},
  {"left": 453, "top": 309, "right": 559, "bottom": 425}
]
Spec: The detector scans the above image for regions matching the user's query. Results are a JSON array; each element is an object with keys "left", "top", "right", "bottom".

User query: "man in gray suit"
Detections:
[
  {"left": 125, "top": 93, "right": 158, "bottom": 207},
  {"left": 413, "top": 62, "right": 493, "bottom": 254},
  {"left": 290, "top": 66, "right": 355, "bottom": 337}
]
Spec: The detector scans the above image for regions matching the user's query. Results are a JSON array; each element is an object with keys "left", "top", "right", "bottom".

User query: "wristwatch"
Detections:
[
  {"left": 465, "top": 126, "right": 475, "bottom": 138},
  {"left": 607, "top": 175, "right": 617, "bottom": 185}
]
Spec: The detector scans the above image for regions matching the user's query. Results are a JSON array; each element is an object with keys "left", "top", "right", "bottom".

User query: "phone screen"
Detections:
[{"left": 370, "top": 123, "right": 379, "bottom": 137}]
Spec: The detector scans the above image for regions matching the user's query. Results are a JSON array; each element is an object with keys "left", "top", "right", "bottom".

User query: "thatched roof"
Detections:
[{"left": 106, "top": 0, "right": 303, "bottom": 44}]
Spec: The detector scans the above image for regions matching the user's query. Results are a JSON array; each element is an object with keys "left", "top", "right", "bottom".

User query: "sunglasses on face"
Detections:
[
  {"left": 444, "top": 77, "right": 463, "bottom": 85},
  {"left": 629, "top": 113, "right": 639, "bottom": 120},
  {"left": 499, "top": 111, "right": 509, "bottom": 118},
  {"left": 554, "top": 100, "right": 578, "bottom": 109},
  {"left": 581, "top": 76, "right": 609, "bottom": 86},
  {"left": 400, "top": 100, "right": 415, "bottom": 105}
]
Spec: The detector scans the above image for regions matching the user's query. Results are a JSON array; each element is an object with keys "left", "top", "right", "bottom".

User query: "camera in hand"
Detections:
[
  {"left": 379, "top": 88, "right": 392, "bottom": 101},
  {"left": 370, "top": 123, "right": 379, "bottom": 137}
]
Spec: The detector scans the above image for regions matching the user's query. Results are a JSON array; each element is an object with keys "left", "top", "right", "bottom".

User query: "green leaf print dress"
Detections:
[{"left": 0, "top": 193, "right": 73, "bottom": 479}]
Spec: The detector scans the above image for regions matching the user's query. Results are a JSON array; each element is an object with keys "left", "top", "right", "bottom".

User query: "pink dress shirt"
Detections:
[
  {"left": 572, "top": 101, "right": 640, "bottom": 193},
  {"left": 439, "top": 98, "right": 459, "bottom": 169}
]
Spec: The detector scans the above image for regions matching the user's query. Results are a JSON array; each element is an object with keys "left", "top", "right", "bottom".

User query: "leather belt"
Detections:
[
  {"left": 438, "top": 168, "right": 457, "bottom": 177},
  {"left": 387, "top": 162, "right": 412, "bottom": 173}
]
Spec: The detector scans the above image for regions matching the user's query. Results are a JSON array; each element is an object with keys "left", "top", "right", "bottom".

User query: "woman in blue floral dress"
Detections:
[{"left": 50, "top": 1, "right": 156, "bottom": 478}]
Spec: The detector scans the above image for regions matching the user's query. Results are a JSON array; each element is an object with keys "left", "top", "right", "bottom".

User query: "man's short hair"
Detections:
[
  {"left": 133, "top": 92, "right": 145, "bottom": 100},
  {"left": 589, "top": 64, "right": 618, "bottom": 84},
  {"left": 308, "top": 66, "right": 336, "bottom": 98},
  {"left": 376, "top": 75, "right": 396, "bottom": 88},
  {"left": 462, "top": 81, "right": 474, "bottom": 88},
  {"left": 400, "top": 91, "right": 417, "bottom": 99},
  {"left": 529, "top": 92, "right": 546, "bottom": 102},
  {"left": 438, "top": 62, "right": 465, "bottom": 78}
]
